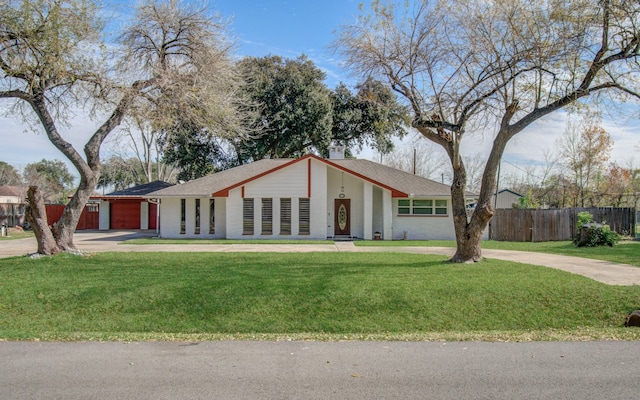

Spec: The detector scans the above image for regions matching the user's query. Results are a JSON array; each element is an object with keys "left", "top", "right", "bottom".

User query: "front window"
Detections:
[
  {"left": 398, "top": 199, "right": 448, "bottom": 216},
  {"left": 435, "top": 200, "right": 448, "bottom": 215}
]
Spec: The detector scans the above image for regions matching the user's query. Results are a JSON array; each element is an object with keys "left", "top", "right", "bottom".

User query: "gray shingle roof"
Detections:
[
  {"left": 327, "top": 158, "right": 451, "bottom": 197},
  {"left": 104, "top": 181, "right": 175, "bottom": 198},
  {"left": 0, "top": 186, "right": 27, "bottom": 198},
  {"left": 147, "top": 156, "right": 454, "bottom": 198},
  {"left": 147, "top": 159, "right": 292, "bottom": 197}
]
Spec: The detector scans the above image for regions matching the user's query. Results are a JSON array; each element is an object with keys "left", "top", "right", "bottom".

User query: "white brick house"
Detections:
[{"left": 147, "top": 152, "right": 459, "bottom": 240}]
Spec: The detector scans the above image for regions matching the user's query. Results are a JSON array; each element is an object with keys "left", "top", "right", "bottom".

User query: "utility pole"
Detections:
[{"left": 413, "top": 148, "right": 416, "bottom": 175}]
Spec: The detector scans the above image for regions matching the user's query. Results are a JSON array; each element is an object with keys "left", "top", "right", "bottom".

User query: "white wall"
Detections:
[
  {"left": 99, "top": 200, "right": 110, "bottom": 230},
  {"left": 159, "top": 197, "right": 225, "bottom": 238},
  {"left": 326, "top": 167, "right": 364, "bottom": 238},
  {"left": 0, "top": 196, "right": 21, "bottom": 204},
  {"left": 391, "top": 198, "right": 456, "bottom": 240},
  {"left": 140, "top": 202, "right": 149, "bottom": 230},
  {"left": 495, "top": 191, "right": 522, "bottom": 209},
  {"left": 225, "top": 159, "right": 327, "bottom": 239}
]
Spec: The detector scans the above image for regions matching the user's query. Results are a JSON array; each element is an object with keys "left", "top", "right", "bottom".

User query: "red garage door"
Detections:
[{"left": 110, "top": 201, "right": 141, "bottom": 229}]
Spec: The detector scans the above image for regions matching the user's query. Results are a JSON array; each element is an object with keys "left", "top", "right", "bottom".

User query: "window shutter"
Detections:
[
  {"left": 243, "top": 198, "right": 254, "bottom": 235},
  {"left": 280, "top": 198, "right": 291, "bottom": 235},
  {"left": 299, "top": 198, "right": 310, "bottom": 235},
  {"left": 262, "top": 198, "right": 273, "bottom": 235}
]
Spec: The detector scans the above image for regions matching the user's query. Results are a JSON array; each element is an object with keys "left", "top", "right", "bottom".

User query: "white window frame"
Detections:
[{"left": 398, "top": 199, "right": 448, "bottom": 216}]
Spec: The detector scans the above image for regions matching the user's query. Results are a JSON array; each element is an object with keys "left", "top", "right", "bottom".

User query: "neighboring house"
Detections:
[
  {"left": 0, "top": 186, "right": 27, "bottom": 226},
  {"left": 494, "top": 189, "right": 524, "bottom": 209},
  {"left": 147, "top": 148, "right": 466, "bottom": 240},
  {"left": 0, "top": 185, "right": 26, "bottom": 204},
  {"left": 93, "top": 181, "right": 174, "bottom": 230}
]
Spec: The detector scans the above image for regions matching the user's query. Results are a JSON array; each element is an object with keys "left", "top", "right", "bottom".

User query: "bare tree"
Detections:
[
  {"left": 501, "top": 150, "right": 560, "bottom": 208},
  {"left": 381, "top": 139, "right": 448, "bottom": 181},
  {"left": 557, "top": 112, "right": 613, "bottom": 207},
  {"left": 336, "top": 0, "right": 640, "bottom": 262},
  {"left": 106, "top": 116, "right": 179, "bottom": 184},
  {"left": 443, "top": 153, "right": 486, "bottom": 195},
  {"left": 1, "top": 0, "right": 241, "bottom": 254}
]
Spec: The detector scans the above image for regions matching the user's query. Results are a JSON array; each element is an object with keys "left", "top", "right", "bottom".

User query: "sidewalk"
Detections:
[{"left": 1, "top": 231, "right": 639, "bottom": 286}]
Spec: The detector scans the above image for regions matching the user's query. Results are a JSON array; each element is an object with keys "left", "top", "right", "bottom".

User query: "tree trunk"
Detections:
[
  {"left": 448, "top": 159, "right": 494, "bottom": 263},
  {"left": 52, "top": 171, "right": 99, "bottom": 251},
  {"left": 445, "top": 124, "right": 513, "bottom": 263},
  {"left": 450, "top": 228, "right": 484, "bottom": 263},
  {"left": 25, "top": 186, "right": 61, "bottom": 256},
  {"left": 449, "top": 152, "right": 488, "bottom": 263}
]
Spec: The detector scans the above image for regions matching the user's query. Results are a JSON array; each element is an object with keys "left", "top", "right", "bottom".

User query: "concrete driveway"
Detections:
[{"left": 1, "top": 230, "right": 639, "bottom": 286}]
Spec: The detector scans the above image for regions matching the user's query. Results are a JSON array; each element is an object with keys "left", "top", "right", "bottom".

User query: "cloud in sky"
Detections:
[{"left": 1, "top": 0, "right": 638, "bottom": 182}]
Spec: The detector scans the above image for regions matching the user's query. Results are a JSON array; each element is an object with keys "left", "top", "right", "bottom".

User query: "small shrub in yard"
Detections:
[{"left": 573, "top": 212, "right": 620, "bottom": 247}]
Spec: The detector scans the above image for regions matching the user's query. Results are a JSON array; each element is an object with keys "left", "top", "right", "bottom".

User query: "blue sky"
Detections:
[
  {"left": 0, "top": 0, "right": 363, "bottom": 174},
  {"left": 213, "top": 0, "right": 361, "bottom": 87},
  {"left": 1, "top": 0, "right": 639, "bottom": 181}
]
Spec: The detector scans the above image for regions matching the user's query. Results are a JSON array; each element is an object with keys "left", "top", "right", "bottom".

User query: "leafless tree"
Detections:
[
  {"left": 557, "top": 113, "right": 613, "bottom": 207},
  {"left": 335, "top": 0, "right": 640, "bottom": 262},
  {"left": 1, "top": 0, "right": 241, "bottom": 254},
  {"left": 381, "top": 139, "right": 448, "bottom": 181},
  {"left": 106, "top": 116, "right": 179, "bottom": 184}
]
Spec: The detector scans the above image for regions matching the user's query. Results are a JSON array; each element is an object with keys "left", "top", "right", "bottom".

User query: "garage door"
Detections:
[{"left": 110, "top": 201, "right": 141, "bottom": 229}]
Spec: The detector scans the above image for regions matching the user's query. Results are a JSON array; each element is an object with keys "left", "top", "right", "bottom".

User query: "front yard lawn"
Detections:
[
  {"left": 125, "top": 238, "right": 335, "bottom": 245},
  {"left": 1, "top": 252, "right": 639, "bottom": 341},
  {"left": 356, "top": 240, "right": 640, "bottom": 267},
  {"left": 0, "top": 228, "right": 34, "bottom": 241}
]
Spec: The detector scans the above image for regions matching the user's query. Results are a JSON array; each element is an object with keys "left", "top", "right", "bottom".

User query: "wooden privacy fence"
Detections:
[
  {"left": 45, "top": 204, "right": 99, "bottom": 230},
  {"left": 489, "top": 207, "right": 636, "bottom": 242}
]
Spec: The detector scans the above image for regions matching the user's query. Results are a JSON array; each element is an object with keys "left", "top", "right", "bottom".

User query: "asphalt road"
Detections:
[{"left": 2, "top": 340, "right": 640, "bottom": 399}]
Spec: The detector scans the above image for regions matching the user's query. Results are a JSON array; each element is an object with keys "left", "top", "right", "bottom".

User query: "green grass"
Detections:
[
  {"left": 125, "top": 238, "right": 335, "bottom": 245},
  {"left": 0, "top": 228, "right": 34, "bottom": 241},
  {"left": 1, "top": 252, "right": 640, "bottom": 341},
  {"left": 356, "top": 239, "right": 640, "bottom": 267}
]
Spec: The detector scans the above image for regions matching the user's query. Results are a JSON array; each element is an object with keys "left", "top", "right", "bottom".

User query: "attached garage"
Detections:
[
  {"left": 110, "top": 200, "right": 141, "bottom": 229},
  {"left": 93, "top": 181, "right": 173, "bottom": 231}
]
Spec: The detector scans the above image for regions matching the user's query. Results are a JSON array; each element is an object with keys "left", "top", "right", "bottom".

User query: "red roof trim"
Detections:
[
  {"left": 307, "top": 158, "right": 311, "bottom": 198},
  {"left": 316, "top": 155, "right": 408, "bottom": 198},
  {"left": 90, "top": 195, "right": 146, "bottom": 201},
  {"left": 210, "top": 154, "right": 408, "bottom": 198},
  {"left": 211, "top": 157, "right": 306, "bottom": 197}
]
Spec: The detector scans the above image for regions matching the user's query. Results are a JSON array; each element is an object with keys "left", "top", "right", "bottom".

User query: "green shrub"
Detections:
[
  {"left": 573, "top": 213, "right": 620, "bottom": 247},
  {"left": 576, "top": 211, "right": 593, "bottom": 232}
]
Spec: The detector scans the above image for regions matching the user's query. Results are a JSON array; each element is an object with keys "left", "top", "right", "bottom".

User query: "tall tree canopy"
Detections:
[
  {"left": 161, "top": 119, "right": 236, "bottom": 181},
  {"left": 23, "top": 159, "right": 75, "bottom": 204},
  {"left": 331, "top": 77, "right": 409, "bottom": 155},
  {"left": 235, "top": 55, "right": 334, "bottom": 161},
  {"left": 233, "top": 55, "right": 409, "bottom": 163},
  {"left": 0, "top": 0, "right": 241, "bottom": 254},
  {"left": 0, "top": 161, "right": 22, "bottom": 185},
  {"left": 336, "top": 0, "right": 640, "bottom": 262}
]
